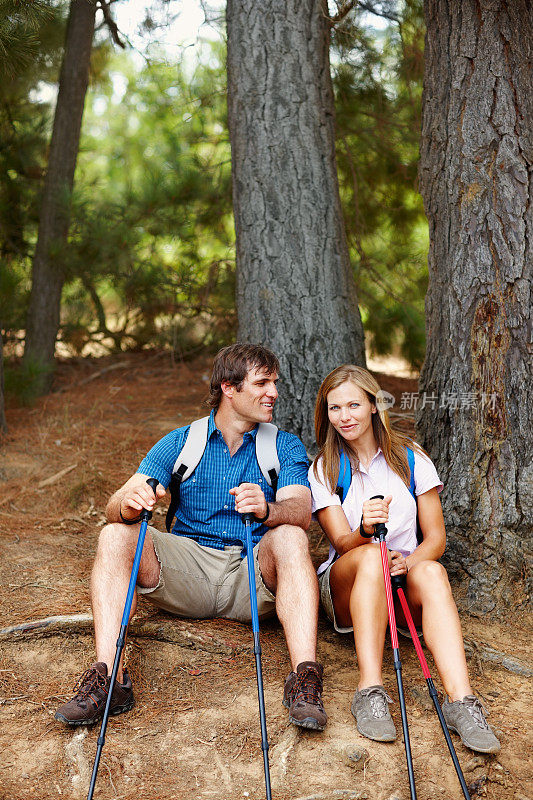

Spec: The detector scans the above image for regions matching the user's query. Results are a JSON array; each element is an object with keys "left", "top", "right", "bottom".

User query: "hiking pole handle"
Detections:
[
  {"left": 140, "top": 477, "right": 159, "bottom": 522},
  {"left": 391, "top": 574, "right": 407, "bottom": 592},
  {"left": 370, "top": 494, "right": 387, "bottom": 539}
]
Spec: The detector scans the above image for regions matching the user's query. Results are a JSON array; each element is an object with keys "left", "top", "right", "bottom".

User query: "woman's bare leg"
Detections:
[
  {"left": 330, "top": 544, "right": 389, "bottom": 689},
  {"left": 403, "top": 560, "right": 472, "bottom": 700}
]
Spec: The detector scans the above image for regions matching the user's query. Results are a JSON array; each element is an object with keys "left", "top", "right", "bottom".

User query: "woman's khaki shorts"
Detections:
[
  {"left": 319, "top": 561, "right": 422, "bottom": 640},
  {"left": 137, "top": 527, "right": 276, "bottom": 622},
  {"left": 318, "top": 562, "right": 354, "bottom": 634}
]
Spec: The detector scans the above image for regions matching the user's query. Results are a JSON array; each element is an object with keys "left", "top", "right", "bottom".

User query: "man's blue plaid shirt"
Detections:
[{"left": 137, "top": 409, "right": 310, "bottom": 550}]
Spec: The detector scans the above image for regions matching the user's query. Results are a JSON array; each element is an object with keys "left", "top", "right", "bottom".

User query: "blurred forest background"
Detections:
[{"left": 0, "top": 0, "right": 426, "bottom": 405}]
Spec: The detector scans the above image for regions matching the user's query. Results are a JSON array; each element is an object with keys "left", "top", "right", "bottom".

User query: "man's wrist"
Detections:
[
  {"left": 254, "top": 503, "right": 270, "bottom": 524},
  {"left": 119, "top": 500, "right": 142, "bottom": 526}
]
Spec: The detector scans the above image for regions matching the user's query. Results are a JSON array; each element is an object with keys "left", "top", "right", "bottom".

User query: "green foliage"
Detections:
[
  {"left": 1, "top": 2, "right": 429, "bottom": 372},
  {"left": 59, "top": 43, "right": 236, "bottom": 357},
  {"left": 0, "top": 2, "right": 66, "bottom": 349},
  {"left": 331, "top": 0, "right": 428, "bottom": 366},
  {"left": 0, "top": 0, "right": 55, "bottom": 76},
  {"left": 4, "top": 354, "right": 53, "bottom": 403}
]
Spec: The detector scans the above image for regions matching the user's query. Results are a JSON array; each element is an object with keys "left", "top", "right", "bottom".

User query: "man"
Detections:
[{"left": 56, "top": 343, "right": 327, "bottom": 731}]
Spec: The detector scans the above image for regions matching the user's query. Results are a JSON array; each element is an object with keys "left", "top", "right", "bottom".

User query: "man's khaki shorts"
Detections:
[{"left": 137, "top": 527, "right": 276, "bottom": 622}]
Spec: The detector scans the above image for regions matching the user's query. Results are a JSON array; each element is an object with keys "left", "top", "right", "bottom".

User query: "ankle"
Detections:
[
  {"left": 358, "top": 676, "right": 383, "bottom": 691},
  {"left": 446, "top": 685, "right": 472, "bottom": 702}
]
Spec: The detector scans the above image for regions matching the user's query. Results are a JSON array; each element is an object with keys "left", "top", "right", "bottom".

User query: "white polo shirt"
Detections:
[{"left": 308, "top": 447, "right": 443, "bottom": 575}]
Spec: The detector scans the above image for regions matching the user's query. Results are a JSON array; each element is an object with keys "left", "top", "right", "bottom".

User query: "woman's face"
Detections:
[{"left": 326, "top": 380, "right": 376, "bottom": 445}]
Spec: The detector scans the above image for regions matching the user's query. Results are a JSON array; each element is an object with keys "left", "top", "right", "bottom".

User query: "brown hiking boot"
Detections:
[
  {"left": 285, "top": 661, "right": 327, "bottom": 731},
  {"left": 55, "top": 662, "right": 134, "bottom": 726},
  {"left": 282, "top": 670, "right": 297, "bottom": 708}
]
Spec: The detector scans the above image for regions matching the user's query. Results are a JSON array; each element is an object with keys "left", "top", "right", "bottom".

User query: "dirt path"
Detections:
[{"left": 0, "top": 352, "right": 531, "bottom": 800}]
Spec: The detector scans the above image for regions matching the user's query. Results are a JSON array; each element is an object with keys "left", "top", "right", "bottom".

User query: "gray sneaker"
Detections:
[
  {"left": 442, "top": 695, "right": 501, "bottom": 754},
  {"left": 351, "top": 685, "right": 396, "bottom": 742}
]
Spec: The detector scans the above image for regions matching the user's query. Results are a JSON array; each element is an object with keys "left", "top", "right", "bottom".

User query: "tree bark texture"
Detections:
[
  {"left": 24, "top": 0, "right": 96, "bottom": 383},
  {"left": 226, "top": 0, "right": 365, "bottom": 449},
  {"left": 418, "top": 1, "right": 532, "bottom": 612}
]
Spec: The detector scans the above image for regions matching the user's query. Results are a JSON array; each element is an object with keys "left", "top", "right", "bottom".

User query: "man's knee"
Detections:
[
  {"left": 263, "top": 524, "right": 311, "bottom": 564},
  {"left": 97, "top": 522, "right": 137, "bottom": 560}
]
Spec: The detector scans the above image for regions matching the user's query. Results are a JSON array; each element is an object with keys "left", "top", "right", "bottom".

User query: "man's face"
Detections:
[{"left": 227, "top": 366, "right": 279, "bottom": 424}]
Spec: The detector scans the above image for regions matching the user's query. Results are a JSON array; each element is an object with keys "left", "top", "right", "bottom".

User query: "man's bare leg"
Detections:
[
  {"left": 258, "top": 524, "right": 318, "bottom": 669},
  {"left": 90, "top": 522, "right": 160, "bottom": 681}
]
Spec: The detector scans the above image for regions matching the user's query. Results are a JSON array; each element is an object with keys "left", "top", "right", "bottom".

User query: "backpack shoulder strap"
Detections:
[
  {"left": 173, "top": 416, "right": 210, "bottom": 480},
  {"left": 405, "top": 445, "right": 423, "bottom": 544},
  {"left": 336, "top": 449, "right": 352, "bottom": 504},
  {"left": 255, "top": 422, "right": 280, "bottom": 496},
  {"left": 165, "top": 416, "right": 209, "bottom": 532},
  {"left": 406, "top": 446, "right": 416, "bottom": 500}
]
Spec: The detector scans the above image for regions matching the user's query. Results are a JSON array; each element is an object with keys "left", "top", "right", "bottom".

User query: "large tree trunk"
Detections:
[
  {"left": 23, "top": 0, "right": 96, "bottom": 388},
  {"left": 418, "top": 1, "right": 532, "bottom": 613},
  {"left": 226, "top": 0, "right": 365, "bottom": 449}
]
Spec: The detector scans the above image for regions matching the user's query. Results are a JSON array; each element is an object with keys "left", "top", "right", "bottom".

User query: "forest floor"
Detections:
[{"left": 0, "top": 351, "right": 531, "bottom": 800}]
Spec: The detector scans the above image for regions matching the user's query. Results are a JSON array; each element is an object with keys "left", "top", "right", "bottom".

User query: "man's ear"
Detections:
[{"left": 220, "top": 381, "right": 234, "bottom": 399}]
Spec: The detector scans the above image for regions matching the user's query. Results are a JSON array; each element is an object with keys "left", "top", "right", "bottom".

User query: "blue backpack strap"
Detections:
[
  {"left": 406, "top": 446, "right": 416, "bottom": 499},
  {"left": 336, "top": 449, "right": 352, "bottom": 504},
  {"left": 406, "top": 445, "right": 423, "bottom": 545}
]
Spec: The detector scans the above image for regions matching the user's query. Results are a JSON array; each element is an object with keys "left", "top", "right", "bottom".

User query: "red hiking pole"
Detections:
[
  {"left": 371, "top": 495, "right": 417, "bottom": 800},
  {"left": 391, "top": 575, "right": 471, "bottom": 799}
]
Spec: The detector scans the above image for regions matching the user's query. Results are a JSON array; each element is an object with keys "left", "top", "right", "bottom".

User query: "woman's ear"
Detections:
[{"left": 371, "top": 404, "right": 377, "bottom": 414}]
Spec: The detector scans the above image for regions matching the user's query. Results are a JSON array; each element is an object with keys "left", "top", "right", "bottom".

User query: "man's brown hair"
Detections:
[{"left": 208, "top": 343, "right": 280, "bottom": 409}]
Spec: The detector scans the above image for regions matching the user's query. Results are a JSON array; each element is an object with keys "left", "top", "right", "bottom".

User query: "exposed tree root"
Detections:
[
  {"left": 0, "top": 613, "right": 241, "bottom": 656},
  {"left": 1, "top": 614, "right": 531, "bottom": 676}
]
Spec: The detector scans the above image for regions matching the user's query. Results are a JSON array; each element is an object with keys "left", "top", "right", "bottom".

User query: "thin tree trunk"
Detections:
[
  {"left": 418, "top": 1, "right": 532, "bottom": 612},
  {"left": 24, "top": 0, "right": 96, "bottom": 388},
  {"left": 0, "top": 329, "right": 6, "bottom": 433},
  {"left": 226, "top": 0, "right": 365, "bottom": 449}
]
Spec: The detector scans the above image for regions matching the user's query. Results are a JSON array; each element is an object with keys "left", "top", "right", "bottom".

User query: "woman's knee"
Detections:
[
  {"left": 410, "top": 560, "right": 451, "bottom": 594},
  {"left": 354, "top": 544, "right": 383, "bottom": 580}
]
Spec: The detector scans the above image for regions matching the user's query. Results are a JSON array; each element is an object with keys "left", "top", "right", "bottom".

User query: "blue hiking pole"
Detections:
[
  {"left": 87, "top": 477, "right": 158, "bottom": 800},
  {"left": 241, "top": 511, "right": 272, "bottom": 800}
]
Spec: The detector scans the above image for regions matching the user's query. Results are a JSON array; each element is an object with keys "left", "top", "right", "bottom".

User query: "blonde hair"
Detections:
[{"left": 313, "top": 364, "right": 423, "bottom": 493}]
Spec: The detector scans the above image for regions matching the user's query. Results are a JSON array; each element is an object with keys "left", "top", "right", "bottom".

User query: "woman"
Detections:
[{"left": 309, "top": 365, "right": 500, "bottom": 754}]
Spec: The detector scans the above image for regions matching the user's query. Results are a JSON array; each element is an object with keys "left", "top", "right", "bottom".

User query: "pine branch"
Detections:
[{"left": 97, "top": 0, "right": 126, "bottom": 49}]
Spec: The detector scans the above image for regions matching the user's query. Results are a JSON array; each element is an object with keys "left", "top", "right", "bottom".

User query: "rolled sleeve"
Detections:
[
  {"left": 308, "top": 458, "right": 341, "bottom": 513},
  {"left": 414, "top": 450, "right": 443, "bottom": 495},
  {"left": 275, "top": 432, "right": 311, "bottom": 491},
  {"left": 137, "top": 429, "right": 188, "bottom": 489}
]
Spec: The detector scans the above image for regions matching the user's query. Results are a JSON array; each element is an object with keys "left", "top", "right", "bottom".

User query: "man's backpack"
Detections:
[
  {"left": 335, "top": 446, "right": 422, "bottom": 544},
  {"left": 165, "top": 416, "right": 280, "bottom": 532}
]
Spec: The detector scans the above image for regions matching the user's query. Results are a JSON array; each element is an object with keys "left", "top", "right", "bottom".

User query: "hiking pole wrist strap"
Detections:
[
  {"left": 119, "top": 502, "right": 143, "bottom": 526},
  {"left": 255, "top": 503, "right": 270, "bottom": 524},
  {"left": 359, "top": 512, "right": 374, "bottom": 538}
]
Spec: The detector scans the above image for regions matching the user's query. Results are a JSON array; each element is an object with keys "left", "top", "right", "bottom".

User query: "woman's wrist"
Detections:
[{"left": 359, "top": 512, "right": 374, "bottom": 539}]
